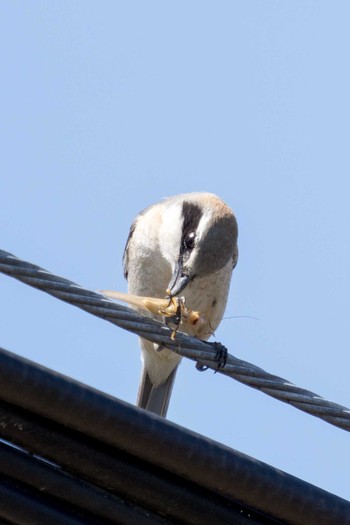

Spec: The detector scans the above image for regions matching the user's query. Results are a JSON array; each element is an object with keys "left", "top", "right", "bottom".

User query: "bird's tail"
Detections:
[{"left": 137, "top": 366, "right": 178, "bottom": 418}]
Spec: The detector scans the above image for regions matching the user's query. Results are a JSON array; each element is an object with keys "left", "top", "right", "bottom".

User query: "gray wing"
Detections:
[
  {"left": 122, "top": 203, "right": 155, "bottom": 279},
  {"left": 122, "top": 219, "right": 137, "bottom": 279}
]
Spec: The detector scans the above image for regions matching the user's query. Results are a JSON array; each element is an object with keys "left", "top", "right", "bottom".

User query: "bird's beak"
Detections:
[{"left": 167, "top": 257, "right": 191, "bottom": 297}]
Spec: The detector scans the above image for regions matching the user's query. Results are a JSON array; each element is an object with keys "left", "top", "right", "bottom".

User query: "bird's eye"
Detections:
[{"left": 184, "top": 232, "right": 196, "bottom": 251}]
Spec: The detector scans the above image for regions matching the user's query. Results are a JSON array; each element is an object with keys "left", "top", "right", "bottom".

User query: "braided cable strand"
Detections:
[{"left": 0, "top": 249, "right": 349, "bottom": 431}]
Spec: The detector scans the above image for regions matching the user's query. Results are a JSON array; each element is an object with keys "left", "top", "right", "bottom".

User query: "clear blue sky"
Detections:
[{"left": 1, "top": 2, "right": 349, "bottom": 501}]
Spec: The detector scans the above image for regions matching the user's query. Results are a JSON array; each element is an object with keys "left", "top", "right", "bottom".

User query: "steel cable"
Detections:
[{"left": 0, "top": 249, "right": 349, "bottom": 431}]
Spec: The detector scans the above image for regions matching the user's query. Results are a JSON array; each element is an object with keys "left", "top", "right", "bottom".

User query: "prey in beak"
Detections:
[{"left": 100, "top": 290, "right": 204, "bottom": 340}]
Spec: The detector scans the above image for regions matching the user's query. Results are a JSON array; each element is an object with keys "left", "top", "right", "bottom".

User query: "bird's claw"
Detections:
[
  {"left": 212, "top": 341, "right": 228, "bottom": 371},
  {"left": 195, "top": 341, "right": 228, "bottom": 373}
]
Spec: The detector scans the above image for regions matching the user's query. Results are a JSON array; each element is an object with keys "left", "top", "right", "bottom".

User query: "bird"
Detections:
[{"left": 123, "top": 192, "right": 238, "bottom": 417}]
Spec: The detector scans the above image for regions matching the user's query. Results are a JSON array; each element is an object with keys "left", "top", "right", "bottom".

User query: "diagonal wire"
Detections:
[{"left": 0, "top": 248, "right": 349, "bottom": 432}]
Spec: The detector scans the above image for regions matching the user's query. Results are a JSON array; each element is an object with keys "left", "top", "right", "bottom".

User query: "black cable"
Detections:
[{"left": 1, "top": 347, "right": 349, "bottom": 525}]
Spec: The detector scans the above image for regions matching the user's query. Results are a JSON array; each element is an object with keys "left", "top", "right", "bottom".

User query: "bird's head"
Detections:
[{"left": 159, "top": 193, "right": 238, "bottom": 297}]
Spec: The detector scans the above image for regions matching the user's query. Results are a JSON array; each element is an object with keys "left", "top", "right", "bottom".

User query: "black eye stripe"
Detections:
[
  {"left": 182, "top": 202, "right": 202, "bottom": 235},
  {"left": 181, "top": 202, "right": 202, "bottom": 253}
]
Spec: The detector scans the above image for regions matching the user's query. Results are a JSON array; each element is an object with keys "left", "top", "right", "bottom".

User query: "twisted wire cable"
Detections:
[{"left": 0, "top": 249, "right": 349, "bottom": 432}]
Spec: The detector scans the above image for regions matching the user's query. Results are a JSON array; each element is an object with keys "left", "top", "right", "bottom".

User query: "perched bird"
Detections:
[{"left": 123, "top": 192, "right": 238, "bottom": 417}]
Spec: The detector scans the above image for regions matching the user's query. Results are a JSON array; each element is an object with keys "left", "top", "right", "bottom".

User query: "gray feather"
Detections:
[{"left": 137, "top": 366, "right": 178, "bottom": 417}]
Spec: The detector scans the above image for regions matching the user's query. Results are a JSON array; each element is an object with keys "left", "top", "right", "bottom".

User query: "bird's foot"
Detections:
[
  {"left": 212, "top": 341, "right": 228, "bottom": 372},
  {"left": 195, "top": 341, "right": 228, "bottom": 372}
]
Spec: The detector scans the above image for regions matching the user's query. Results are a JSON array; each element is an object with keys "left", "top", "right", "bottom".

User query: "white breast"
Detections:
[{"left": 179, "top": 258, "right": 233, "bottom": 340}]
